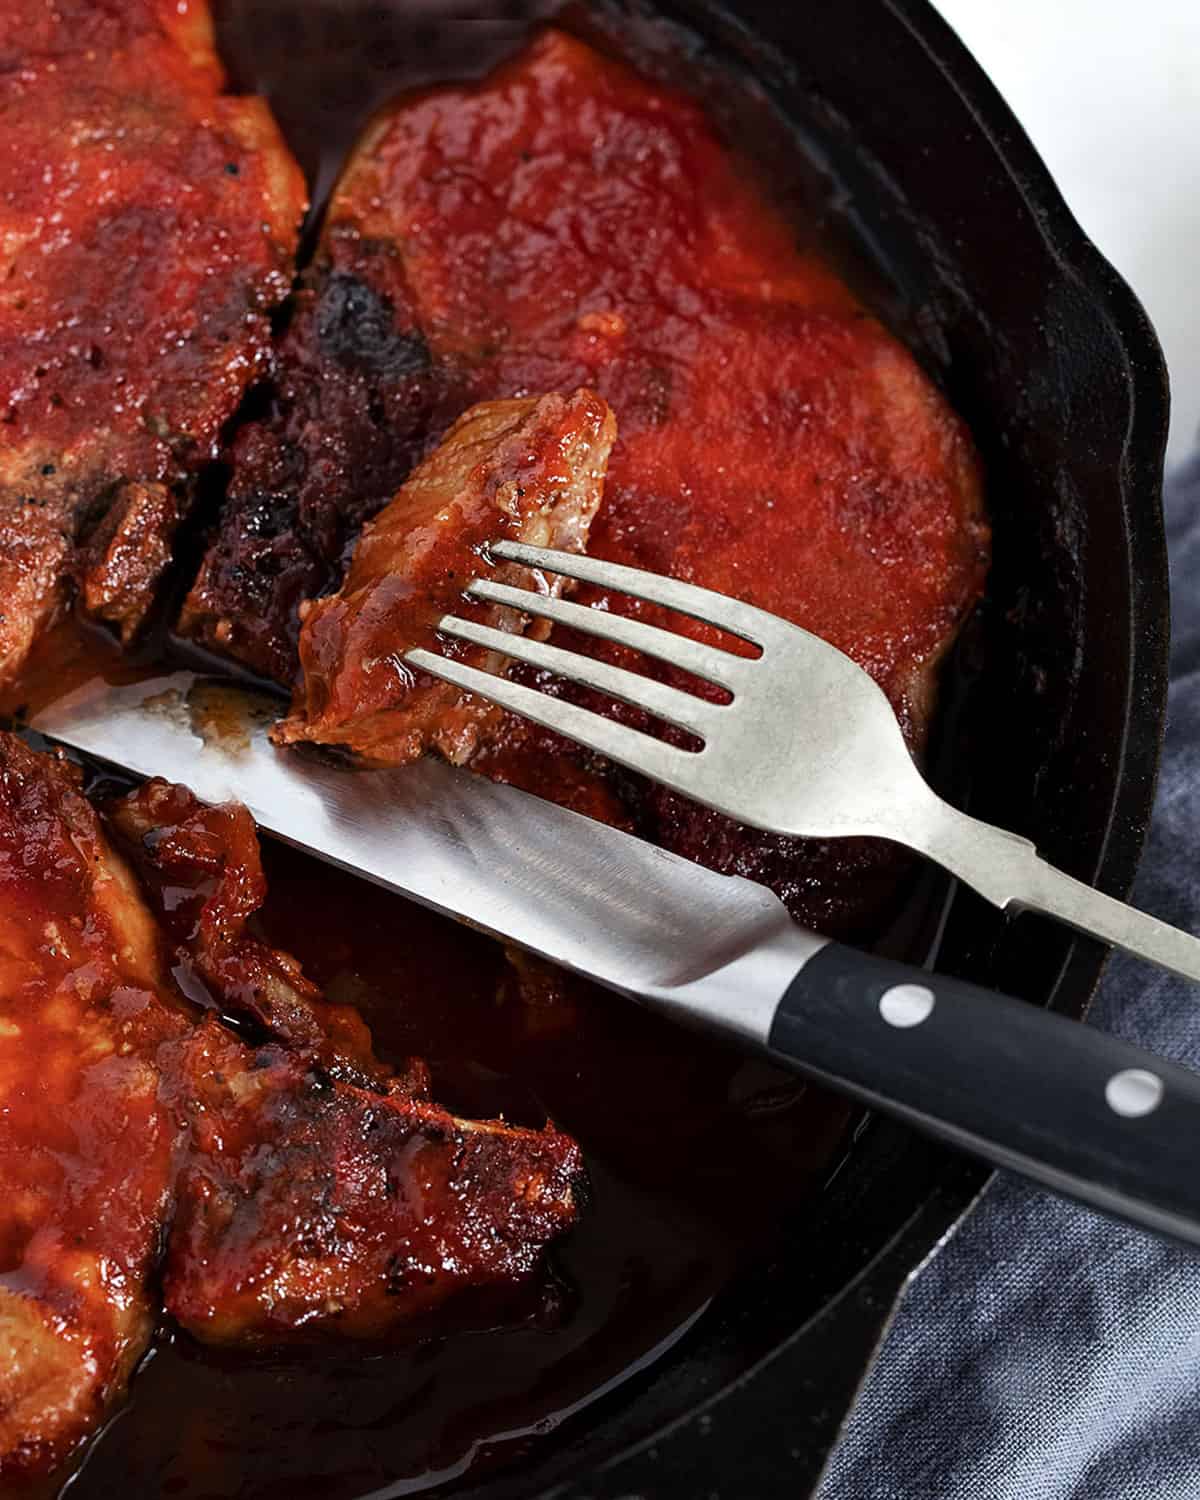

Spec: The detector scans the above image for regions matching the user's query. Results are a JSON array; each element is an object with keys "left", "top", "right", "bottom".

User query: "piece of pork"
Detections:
[
  {"left": 272, "top": 388, "right": 616, "bottom": 766},
  {"left": 0, "top": 0, "right": 306, "bottom": 684},
  {"left": 160, "top": 1017, "right": 582, "bottom": 1345},
  {"left": 105, "top": 778, "right": 391, "bottom": 1089}
]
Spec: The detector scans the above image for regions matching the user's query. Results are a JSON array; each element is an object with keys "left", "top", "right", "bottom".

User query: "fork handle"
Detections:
[
  {"left": 765, "top": 943, "right": 1200, "bottom": 1246},
  {"left": 1014, "top": 855, "right": 1200, "bottom": 981},
  {"left": 902, "top": 794, "right": 1200, "bottom": 985}
]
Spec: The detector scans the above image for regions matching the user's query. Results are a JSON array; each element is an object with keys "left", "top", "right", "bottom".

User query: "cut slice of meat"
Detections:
[
  {"left": 0, "top": 0, "right": 306, "bottom": 684},
  {"left": 0, "top": 733, "right": 189, "bottom": 1481},
  {"left": 103, "top": 777, "right": 585, "bottom": 1345},
  {"left": 161, "top": 1016, "right": 582, "bottom": 1345},
  {"left": 272, "top": 388, "right": 616, "bottom": 766}
]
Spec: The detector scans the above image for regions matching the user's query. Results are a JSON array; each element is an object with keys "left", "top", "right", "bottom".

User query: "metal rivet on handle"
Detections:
[
  {"left": 1105, "top": 1068, "right": 1164, "bottom": 1118},
  {"left": 879, "top": 983, "right": 935, "bottom": 1029}
]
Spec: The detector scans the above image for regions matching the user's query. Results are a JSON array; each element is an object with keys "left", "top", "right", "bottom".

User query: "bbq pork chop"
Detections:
[
  {"left": 312, "top": 27, "right": 988, "bottom": 735},
  {"left": 274, "top": 388, "right": 616, "bottom": 765},
  {"left": 191, "top": 28, "right": 987, "bottom": 932},
  {"left": 0, "top": 0, "right": 305, "bottom": 684},
  {"left": 0, "top": 738, "right": 582, "bottom": 1475}
]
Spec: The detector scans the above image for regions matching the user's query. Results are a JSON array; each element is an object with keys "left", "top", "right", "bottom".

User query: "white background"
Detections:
[{"left": 932, "top": 0, "right": 1200, "bottom": 471}]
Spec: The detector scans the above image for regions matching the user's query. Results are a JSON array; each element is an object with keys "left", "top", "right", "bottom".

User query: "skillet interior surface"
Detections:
[{"left": 62, "top": 0, "right": 1171, "bottom": 1495}]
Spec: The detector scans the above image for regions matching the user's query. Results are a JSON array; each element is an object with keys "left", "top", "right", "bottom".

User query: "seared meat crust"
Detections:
[
  {"left": 176, "top": 229, "right": 469, "bottom": 683},
  {"left": 0, "top": 0, "right": 306, "bottom": 682}
]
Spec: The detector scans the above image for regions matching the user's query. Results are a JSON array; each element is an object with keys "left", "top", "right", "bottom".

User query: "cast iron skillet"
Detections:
[{"left": 217, "top": 1, "right": 1169, "bottom": 1495}]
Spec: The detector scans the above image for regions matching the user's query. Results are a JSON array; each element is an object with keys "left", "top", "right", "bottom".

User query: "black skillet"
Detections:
[{"left": 175, "top": 0, "right": 1174, "bottom": 1494}]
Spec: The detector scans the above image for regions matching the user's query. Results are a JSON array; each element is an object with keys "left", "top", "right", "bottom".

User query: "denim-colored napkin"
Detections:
[{"left": 819, "top": 458, "right": 1200, "bottom": 1500}]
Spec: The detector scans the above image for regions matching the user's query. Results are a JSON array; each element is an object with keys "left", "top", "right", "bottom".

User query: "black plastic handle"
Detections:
[{"left": 769, "top": 944, "right": 1200, "bottom": 1247}]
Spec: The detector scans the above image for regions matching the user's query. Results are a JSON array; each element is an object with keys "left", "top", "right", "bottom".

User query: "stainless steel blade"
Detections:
[{"left": 32, "top": 673, "right": 822, "bottom": 1043}]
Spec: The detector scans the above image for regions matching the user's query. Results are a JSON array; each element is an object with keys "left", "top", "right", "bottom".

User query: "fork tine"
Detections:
[
  {"left": 404, "top": 646, "right": 700, "bottom": 783},
  {"left": 432, "top": 615, "right": 718, "bottom": 738},
  {"left": 466, "top": 578, "right": 747, "bottom": 691},
  {"left": 489, "top": 540, "right": 778, "bottom": 646}
]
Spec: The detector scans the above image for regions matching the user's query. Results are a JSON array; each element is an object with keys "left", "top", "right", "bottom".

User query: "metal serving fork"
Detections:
[{"left": 409, "top": 539, "right": 1200, "bottom": 987}]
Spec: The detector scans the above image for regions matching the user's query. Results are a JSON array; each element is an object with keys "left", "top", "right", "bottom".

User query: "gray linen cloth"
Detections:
[{"left": 819, "top": 457, "right": 1200, "bottom": 1500}]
